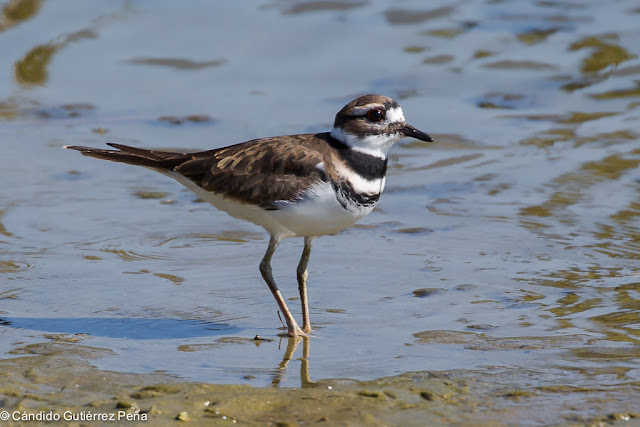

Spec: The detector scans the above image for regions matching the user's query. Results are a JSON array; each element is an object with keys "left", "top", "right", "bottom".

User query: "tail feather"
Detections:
[{"left": 63, "top": 143, "right": 192, "bottom": 170}]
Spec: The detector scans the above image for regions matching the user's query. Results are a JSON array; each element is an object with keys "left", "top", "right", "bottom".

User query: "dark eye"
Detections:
[{"left": 366, "top": 108, "right": 385, "bottom": 122}]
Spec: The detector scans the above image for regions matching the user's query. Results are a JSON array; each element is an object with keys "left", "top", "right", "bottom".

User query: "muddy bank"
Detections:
[{"left": 1, "top": 339, "right": 638, "bottom": 426}]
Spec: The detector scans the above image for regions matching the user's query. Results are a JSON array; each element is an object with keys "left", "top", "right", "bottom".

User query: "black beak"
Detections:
[{"left": 401, "top": 124, "right": 433, "bottom": 142}]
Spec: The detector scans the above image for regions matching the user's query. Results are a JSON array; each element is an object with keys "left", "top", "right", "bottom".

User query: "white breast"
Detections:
[
  {"left": 271, "top": 181, "right": 371, "bottom": 237},
  {"left": 165, "top": 171, "right": 369, "bottom": 239}
]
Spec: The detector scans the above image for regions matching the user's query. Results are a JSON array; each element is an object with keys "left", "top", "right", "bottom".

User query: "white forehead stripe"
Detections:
[{"left": 386, "top": 107, "right": 406, "bottom": 124}]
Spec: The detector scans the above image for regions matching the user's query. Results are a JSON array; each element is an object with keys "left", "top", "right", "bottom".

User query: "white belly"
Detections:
[
  {"left": 165, "top": 172, "right": 371, "bottom": 239},
  {"left": 271, "top": 181, "right": 373, "bottom": 237}
]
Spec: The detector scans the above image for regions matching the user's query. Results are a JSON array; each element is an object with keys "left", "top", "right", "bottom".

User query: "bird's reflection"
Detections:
[{"left": 271, "top": 336, "right": 314, "bottom": 388}]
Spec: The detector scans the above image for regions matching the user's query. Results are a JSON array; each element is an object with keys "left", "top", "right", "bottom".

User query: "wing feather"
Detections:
[
  {"left": 66, "top": 133, "right": 332, "bottom": 209},
  {"left": 174, "top": 134, "right": 329, "bottom": 208}
]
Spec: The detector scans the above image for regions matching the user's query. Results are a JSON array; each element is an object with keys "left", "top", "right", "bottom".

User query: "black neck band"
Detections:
[{"left": 326, "top": 134, "right": 388, "bottom": 180}]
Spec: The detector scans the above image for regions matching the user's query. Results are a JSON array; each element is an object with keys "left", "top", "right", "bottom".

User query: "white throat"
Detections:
[{"left": 330, "top": 128, "right": 396, "bottom": 159}]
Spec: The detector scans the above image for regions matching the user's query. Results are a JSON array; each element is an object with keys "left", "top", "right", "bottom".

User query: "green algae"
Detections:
[
  {"left": 424, "top": 28, "right": 465, "bottom": 38},
  {"left": 132, "top": 190, "right": 171, "bottom": 200},
  {"left": 404, "top": 45, "right": 426, "bottom": 53},
  {"left": 519, "top": 151, "right": 640, "bottom": 237},
  {"left": 592, "top": 81, "right": 640, "bottom": 100},
  {"left": 0, "top": 0, "right": 42, "bottom": 32},
  {"left": 153, "top": 272, "right": 184, "bottom": 285},
  {"left": 473, "top": 50, "right": 494, "bottom": 59},
  {"left": 422, "top": 54, "right": 455, "bottom": 65},
  {"left": 14, "top": 44, "right": 59, "bottom": 86},
  {"left": 517, "top": 28, "right": 558, "bottom": 45},
  {"left": 569, "top": 35, "right": 637, "bottom": 73},
  {"left": 483, "top": 60, "right": 556, "bottom": 70},
  {"left": 1, "top": 0, "right": 41, "bottom": 22}
]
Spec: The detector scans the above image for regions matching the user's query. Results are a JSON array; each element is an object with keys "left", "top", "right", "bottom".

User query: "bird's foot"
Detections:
[
  {"left": 281, "top": 325, "right": 309, "bottom": 338},
  {"left": 276, "top": 323, "right": 310, "bottom": 337},
  {"left": 276, "top": 311, "right": 311, "bottom": 337}
]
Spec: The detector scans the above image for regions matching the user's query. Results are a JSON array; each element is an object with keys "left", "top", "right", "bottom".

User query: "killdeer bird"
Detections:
[{"left": 65, "top": 95, "right": 433, "bottom": 337}]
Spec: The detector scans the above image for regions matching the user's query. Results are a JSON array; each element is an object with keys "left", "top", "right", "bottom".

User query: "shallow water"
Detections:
[{"left": 1, "top": 0, "right": 639, "bottom": 416}]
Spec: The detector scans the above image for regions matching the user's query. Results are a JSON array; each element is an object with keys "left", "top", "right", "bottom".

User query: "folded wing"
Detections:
[{"left": 64, "top": 135, "right": 328, "bottom": 209}]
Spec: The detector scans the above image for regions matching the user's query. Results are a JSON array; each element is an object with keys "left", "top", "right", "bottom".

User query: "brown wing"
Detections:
[
  {"left": 65, "top": 133, "right": 330, "bottom": 209},
  {"left": 175, "top": 134, "right": 327, "bottom": 209}
]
